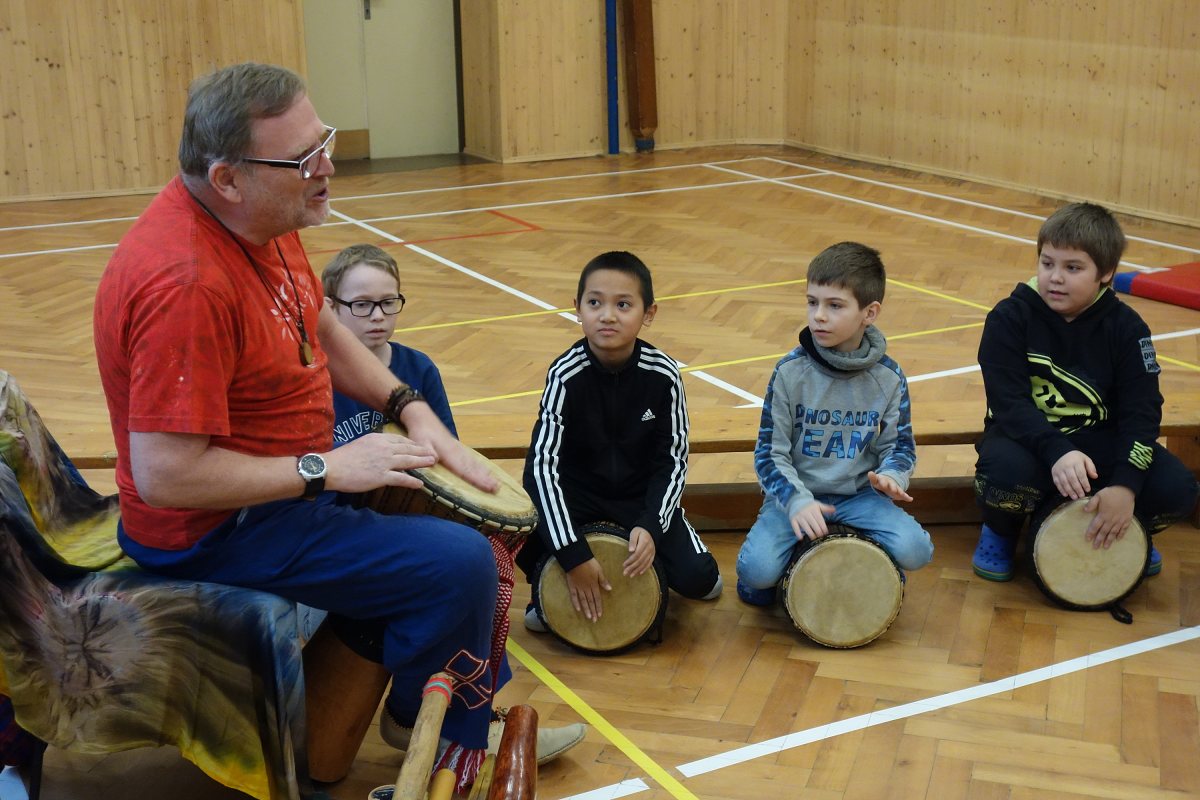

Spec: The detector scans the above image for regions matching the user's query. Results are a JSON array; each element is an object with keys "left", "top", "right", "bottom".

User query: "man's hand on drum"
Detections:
[
  {"left": 566, "top": 558, "right": 612, "bottom": 622},
  {"left": 398, "top": 400, "right": 500, "bottom": 493},
  {"left": 623, "top": 526, "right": 656, "bottom": 578},
  {"left": 1051, "top": 450, "right": 1097, "bottom": 500},
  {"left": 790, "top": 501, "right": 836, "bottom": 541},
  {"left": 329, "top": 433, "right": 436, "bottom": 492},
  {"left": 868, "top": 471, "right": 913, "bottom": 503},
  {"left": 1084, "top": 485, "right": 1136, "bottom": 549}
]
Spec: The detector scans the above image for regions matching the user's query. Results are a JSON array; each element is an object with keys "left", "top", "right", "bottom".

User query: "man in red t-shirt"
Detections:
[{"left": 93, "top": 63, "right": 582, "bottom": 788}]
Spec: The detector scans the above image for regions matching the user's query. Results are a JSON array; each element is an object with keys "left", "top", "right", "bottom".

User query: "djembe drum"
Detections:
[
  {"left": 1031, "top": 497, "right": 1149, "bottom": 623},
  {"left": 781, "top": 530, "right": 904, "bottom": 648},
  {"left": 306, "top": 424, "right": 537, "bottom": 782},
  {"left": 533, "top": 521, "right": 668, "bottom": 655},
  {"left": 357, "top": 423, "right": 537, "bottom": 550}
]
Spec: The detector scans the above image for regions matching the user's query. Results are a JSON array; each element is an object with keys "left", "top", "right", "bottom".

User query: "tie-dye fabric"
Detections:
[{"left": 0, "top": 371, "right": 309, "bottom": 800}]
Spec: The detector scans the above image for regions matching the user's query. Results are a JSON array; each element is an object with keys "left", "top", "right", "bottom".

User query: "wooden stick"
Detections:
[
  {"left": 486, "top": 705, "right": 538, "bottom": 800},
  {"left": 394, "top": 672, "right": 454, "bottom": 800},
  {"left": 427, "top": 768, "right": 457, "bottom": 800},
  {"left": 465, "top": 756, "right": 495, "bottom": 800}
]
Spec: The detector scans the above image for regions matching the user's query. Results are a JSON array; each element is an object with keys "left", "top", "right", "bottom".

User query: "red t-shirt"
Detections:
[{"left": 94, "top": 176, "right": 333, "bottom": 549}]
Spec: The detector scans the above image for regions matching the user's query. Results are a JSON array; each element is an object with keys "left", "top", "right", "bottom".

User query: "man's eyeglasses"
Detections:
[
  {"left": 243, "top": 126, "right": 337, "bottom": 180},
  {"left": 331, "top": 294, "right": 406, "bottom": 317}
]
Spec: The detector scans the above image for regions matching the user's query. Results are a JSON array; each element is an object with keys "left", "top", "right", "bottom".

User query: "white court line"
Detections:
[
  {"left": 1152, "top": 326, "right": 1200, "bottom": 341},
  {"left": 763, "top": 156, "right": 1200, "bottom": 257},
  {"left": 557, "top": 626, "right": 1200, "bottom": 800},
  {"left": 704, "top": 163, "right": 1155, "bottom": 273},
  {"left": 0, "top": 215, "right": 139, "bottom": 233},
  {"left": 328, "top": 207, "right": 766, "bottom": 405},
  {"left": 559, "top": 780, "right": 651, "bottom": 800},
  {"left": 320, "top": 175, "right": 818, "bottom": 227},
  {"left": 333, "top": 157, "right": 772, "bottom": 202},
  {"left": 5, "top": 153, "right": 1198, "bottom": 260},
  {"left": 0, "top": 242, "right": 119, "bottom": 260},
  {"left": 0, "top": 170, "right": 835, "bottom": 262}
]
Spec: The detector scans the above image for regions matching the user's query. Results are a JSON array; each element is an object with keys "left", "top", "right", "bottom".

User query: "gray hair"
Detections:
[{"left": 178, "top": 63, "right": 306, "bottom": 179}]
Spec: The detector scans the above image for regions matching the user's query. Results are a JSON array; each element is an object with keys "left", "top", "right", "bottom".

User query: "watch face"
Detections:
[{"left": 298, "top": 453, "right": 326, "bottom": 479}]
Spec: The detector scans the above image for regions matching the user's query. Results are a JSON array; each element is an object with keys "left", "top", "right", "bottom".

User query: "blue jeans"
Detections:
[
  {"left": 119, "top": 492, "right": 499, "bottom": 749},
  {"left": 736, "top": 489, "right": 934, "bottom": 591}
]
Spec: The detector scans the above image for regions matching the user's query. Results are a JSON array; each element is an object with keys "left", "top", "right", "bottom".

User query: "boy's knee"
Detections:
[
  {"left": 669, "top": 555, "right": 721, "bottom": 599},
  {"left": 735, "top": 550, "right": 784, "bottom": 593},
  {"left": 892, "top": 531, "right": 934, "bottom": 571}
]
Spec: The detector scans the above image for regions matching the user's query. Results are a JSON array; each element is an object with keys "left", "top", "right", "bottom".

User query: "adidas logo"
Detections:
[{"left": 641, "top": 409, "right": 656, "bottom": 422}]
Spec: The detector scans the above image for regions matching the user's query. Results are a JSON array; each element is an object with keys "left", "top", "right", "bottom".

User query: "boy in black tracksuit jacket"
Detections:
[
  {"left": 972, "top": 203, "right": 1198, "bottom": 582},
  {"left": 517, "top": 251, "right": 722, "bottom": 629}
]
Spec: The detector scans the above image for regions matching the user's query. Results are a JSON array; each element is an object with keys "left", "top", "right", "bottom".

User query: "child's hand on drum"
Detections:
[
  {"left": 566, "top": 558, "right": 612, "bottom": 622},
  {"left": 868, "top": 471, "right": 912, "bottom": 502},
  {"left": 334, "top": 433, "right": 435, "bottom": 492},
  {"left": 790, "top": 501, "right": 835, "bottom": 541},
  {"left": 623, "top": 527, "right": 656, "bottom": 577},
  {"left": 1052, "top": 450, "right": 1097, "bottom": 500},
  {"left": 1084, "top": 485, "right": 1136, "bottom": 549}
]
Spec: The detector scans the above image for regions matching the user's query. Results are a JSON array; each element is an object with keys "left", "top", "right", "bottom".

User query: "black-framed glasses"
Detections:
[
  {"left": 331, "top": 294, "right": 406, "bottom": 317},
  {"left": 243, "top": 126, "right": 337, "bottom": 179}
]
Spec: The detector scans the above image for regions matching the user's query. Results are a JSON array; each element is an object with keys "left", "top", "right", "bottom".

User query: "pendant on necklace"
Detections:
[{"left": 300, "top": 341, "right": 314, "bottom": 366}]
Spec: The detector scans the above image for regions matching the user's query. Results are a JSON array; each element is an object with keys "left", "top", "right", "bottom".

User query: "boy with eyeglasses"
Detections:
[
  {"left": 322, "top": 243, "right": 457, "bottom": 439},
  {"left": 314, "top": 243, "right": 588, "bottom": 762}
]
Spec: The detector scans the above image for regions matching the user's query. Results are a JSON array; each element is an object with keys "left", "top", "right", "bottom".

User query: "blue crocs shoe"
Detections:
[
  {"left": 736, "top": 578, "right": 777, "bottom": 606},
  {"left": 972, "top": 525, "right": 1017, "bottom": 582},
  {"left": 1145, "top": 543, "right": 1162, "bottom": 577}
]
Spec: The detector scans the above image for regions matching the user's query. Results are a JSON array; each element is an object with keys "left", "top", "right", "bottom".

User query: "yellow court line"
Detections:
[
  {"left": 398, "top": 277, "right": 984, "bottom": 334},
  {"left": 449, "top": 389, "right": 541, "bottom": 408},
  {"left": 889, "top": 320, "right": 986, "bottom": 340},
  {"left": 396, "top": 279, "right": 808, "bottom": 334},
  {"left": 397, "top": 306, "right": 571, "bottom": 333},
  {"left": 887, "top": 278, "right": 994, "bottom": 311},
  {"left": 657, "top": 278, "right": 807, "bottom": 302},
  {"left": 1159, "top": 354, "right": 1200, "bottom": 372},
  {"left": 505, "top": 638, "right": 701, "bottom": 800},
  {"left": 677, "top": 321, "right": 988, "bottom": 374},
  {"left": 451, "top": 321, "right": 990, "bottom": 409}
]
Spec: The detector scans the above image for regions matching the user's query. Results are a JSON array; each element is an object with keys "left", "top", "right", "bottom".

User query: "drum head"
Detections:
[
  {"left": 536, "top": 525, "right": 667, "bottom": 655},
  {"left": 379, "top": 423, "right": 537, "bottom": 533},
  {"left": 1032, "top": 498, "right": 1148, "bottom": 609},
  {"left": 783, "top": 533, "right": 903, "bottom": 648}
]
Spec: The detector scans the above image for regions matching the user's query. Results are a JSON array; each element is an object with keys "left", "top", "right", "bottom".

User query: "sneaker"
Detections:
[
  {"left": 701, "top": 573, "right": 724, "bottom": 600},
  {"left": 736, "top": 578, "right": 777, "bottom": 607},
  {"left": 523, "top": 603, "right": 547, "bottom": 633},
  {"left": 379, "top": 706, "right": 413, "bottom": 751},
  {"left": 486, "top": 708, "right": 586, "bottom": 766},
  {"left": 972, "top": 525, "right": 1017, "bottom": 582},
  {"left": 1145, "top": 544, "right": 1162, "bottom": 577}
]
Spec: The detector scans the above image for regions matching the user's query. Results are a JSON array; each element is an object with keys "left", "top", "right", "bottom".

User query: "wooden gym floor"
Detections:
[{"left": 1, "top": 144, "right": 1199, "bottom": 799}]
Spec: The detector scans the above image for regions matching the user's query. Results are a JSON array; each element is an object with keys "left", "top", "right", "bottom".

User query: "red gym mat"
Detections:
[{"left": 1112, "top": 262, "right": 1200, "bottom": 310}]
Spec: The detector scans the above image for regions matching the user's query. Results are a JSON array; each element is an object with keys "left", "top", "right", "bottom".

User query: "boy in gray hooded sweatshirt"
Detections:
[{"left": 736, "top": 242, "right": 934, "bottom": 605}]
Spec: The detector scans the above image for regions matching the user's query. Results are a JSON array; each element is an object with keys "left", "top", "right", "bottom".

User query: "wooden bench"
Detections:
[{"left": 65, "top": 397, "right": 1200, "bottom": 531}]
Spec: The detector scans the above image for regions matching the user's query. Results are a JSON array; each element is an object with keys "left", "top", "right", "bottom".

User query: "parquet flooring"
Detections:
[{"left": 2, "top": 145, "right": 1199, "bottom": 799}]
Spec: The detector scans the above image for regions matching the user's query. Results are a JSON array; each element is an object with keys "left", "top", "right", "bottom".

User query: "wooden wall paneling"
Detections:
[
  {"left": 786, "top": 0, "right": 1200, "bottom": 225},
  {"left": 495, "top": 1, "right": 605, "bottom": 162},
  {"left": 460, "top": 0, "right": 503, "bottom": 161},
  {"left": 0, "top": 0, "right": 306, "bottom": 202},
  {"left": 732, "top": 0, "right": 787, "bottom": 143}
]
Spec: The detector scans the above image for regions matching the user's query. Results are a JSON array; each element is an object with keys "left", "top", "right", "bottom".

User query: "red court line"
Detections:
[{"left": 309, "top": 209, "right": 542, "bottom": 256}]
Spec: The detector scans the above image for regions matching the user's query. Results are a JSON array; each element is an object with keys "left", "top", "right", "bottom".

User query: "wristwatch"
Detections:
[{"left": 297, "top": 453, "right": 327, "bottom": 499}]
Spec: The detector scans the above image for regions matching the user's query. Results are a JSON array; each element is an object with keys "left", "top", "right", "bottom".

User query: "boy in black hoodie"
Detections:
[
  {"left": 972, "top": 203, "right": 1198, "bottom": 581},
  {"left": 517, "top": 251, "right": 722, "bottom": 630}
]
